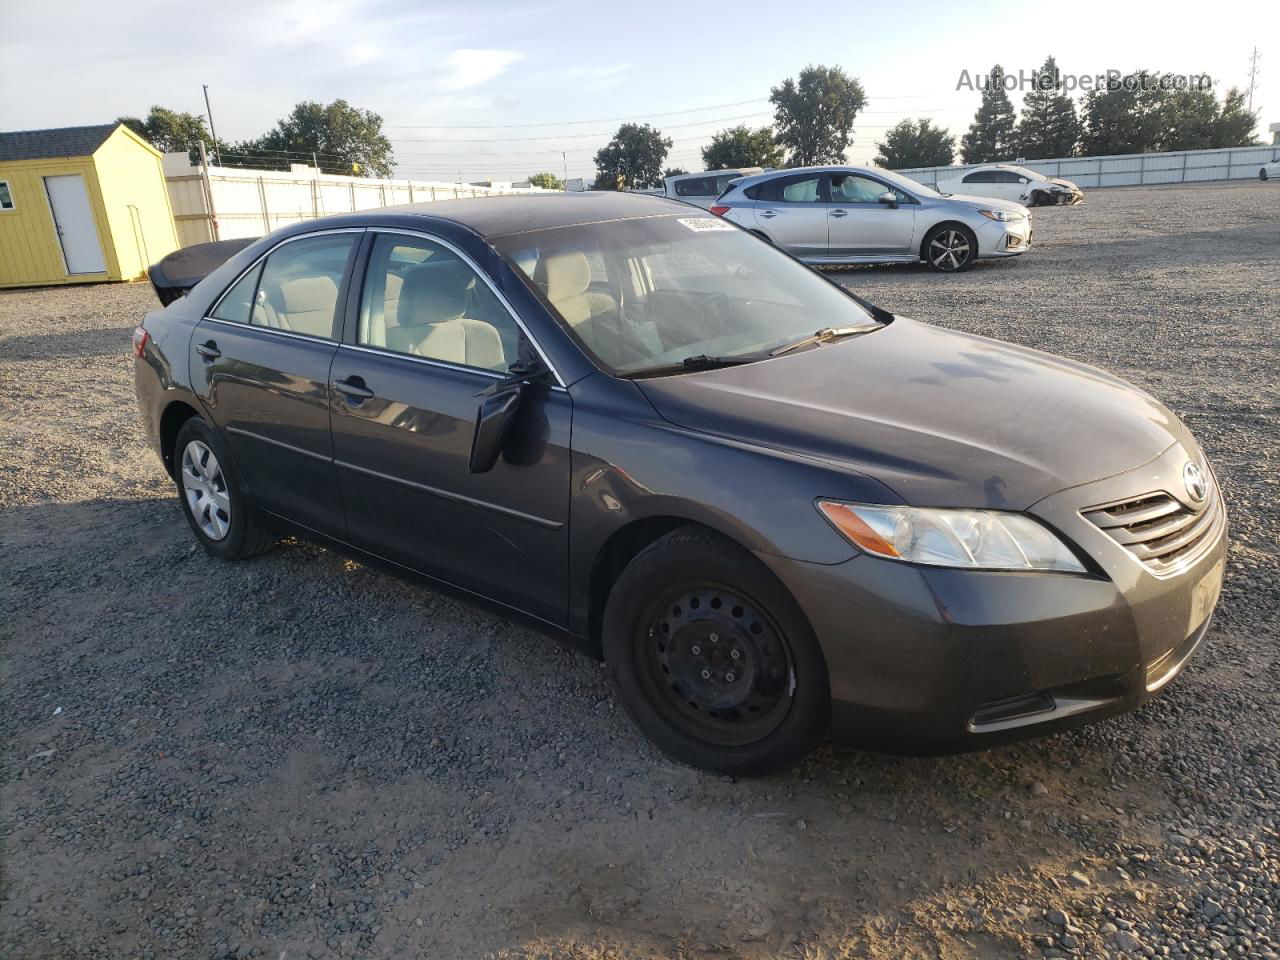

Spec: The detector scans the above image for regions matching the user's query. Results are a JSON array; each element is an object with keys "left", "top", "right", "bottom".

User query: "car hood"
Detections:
[
  {"left": 1047, "top": 178, "right": 1081, "bottom": 190},
  {"left": 941, "top": 193, "right": 1029, "bottom": 214},
  {"left": 636, "top": 317, "right": 1183, "bottom": 510}
]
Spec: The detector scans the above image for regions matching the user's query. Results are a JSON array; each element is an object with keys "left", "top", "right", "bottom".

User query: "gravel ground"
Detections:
[{"left": 2, "top": 180, "right": 1278, "bottom": 960}]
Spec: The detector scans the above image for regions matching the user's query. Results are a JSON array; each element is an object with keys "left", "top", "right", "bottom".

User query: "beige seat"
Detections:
[
  {"left": 532, "top": 251, "right": 616, "bottom": 350},
  {"left": 264, "top": 275, "right": 339, "bottom": 337},
  {"left": 386, "top": 260, "right": 505, "bottom": 370}
]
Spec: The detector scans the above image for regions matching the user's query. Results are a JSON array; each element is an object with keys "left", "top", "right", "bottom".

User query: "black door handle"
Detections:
[
  {"left": 196, "top": 340, "right": 221, "bottom": 360},
  {"left": 334, "top": 376, "right": 374, "bottom": 400}
]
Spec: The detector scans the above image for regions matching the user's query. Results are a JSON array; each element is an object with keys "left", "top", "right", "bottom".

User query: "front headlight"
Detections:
[
  {"left": 816, "top": 501, "right": 1086, "bottom": 572},
  {"left": 978, "top": 209, "right": 1024, "bottom": 221}
]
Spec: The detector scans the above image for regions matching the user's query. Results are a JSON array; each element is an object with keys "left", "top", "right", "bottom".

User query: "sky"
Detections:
[{"left": 2, "top": 0, "right": 1277, "bottom": 183}]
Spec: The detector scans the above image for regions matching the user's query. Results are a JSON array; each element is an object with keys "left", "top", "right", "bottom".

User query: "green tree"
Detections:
[
  {"left": 245, "top": 100, "right": 394, "bottom": 177},
  {"left": 1081, "top": 72, "right": 1166, "bottom": 155},
  {"left": 960, "top": 65, "right": 1018, "bottom": 163},
  {"left": 527, "top": 171, "right": 564, "bottom": 190},
  {"left": 1211, "top": 87, "right": 1259, "bottom": 147},
  {"left": 770, "top": 65, "right": 867, "bottom": 166},
  {"left": 874, "top": 118, "right": 955, "bottom": 168},
  {"left": 1015, "top": 57, "right": 1081, "bottom": 159},
  {"left": 116, "top": 106, "right": 226, "bottom": 162},
  {"left": 592, "top": 123, "right": 672, "bottom": 190},
  {"left": 701, "top": 125, "right": 784, "bottom": 170}
]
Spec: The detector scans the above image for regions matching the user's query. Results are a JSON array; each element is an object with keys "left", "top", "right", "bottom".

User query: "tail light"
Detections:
[
  {"left": 132, "top": 326, "right": 149, "bottom": 357},
  {"left": 709, "top": 205, "right": 730, "bottom": 217}
]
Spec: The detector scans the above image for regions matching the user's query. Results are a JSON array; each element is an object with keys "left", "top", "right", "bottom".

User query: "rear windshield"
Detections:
[{"left": 494, "top": 214, "right": 878, "bottom": 376}]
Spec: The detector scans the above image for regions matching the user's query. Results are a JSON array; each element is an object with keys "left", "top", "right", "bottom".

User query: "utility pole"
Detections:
[
  {"left": 202, "top": 84, "right": 222, "bottom": 166},
  {"left": 1247, "top": 47, "right": 1261, "bottom": 114},
  {"left": 562, "top": 151, "right": 567, "bottom": 183}
]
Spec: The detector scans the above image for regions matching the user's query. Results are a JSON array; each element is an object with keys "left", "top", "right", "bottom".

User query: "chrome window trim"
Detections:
[
  {"left": 202, "top": 314, "right": 337, "bottom": 345},
  {"left": 203, "top": 227, "right": 367, "bottom": 330},
  {"left": 365, "top": 227, "right": 567, "bottom": 387},
  {"left": 337, "top": 342, "right": 568, "bottom": 394}
]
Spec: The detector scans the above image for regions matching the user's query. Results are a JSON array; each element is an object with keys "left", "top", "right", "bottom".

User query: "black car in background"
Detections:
[{"left": 134, "top": 194, "right": 1226, "bottom": 775}]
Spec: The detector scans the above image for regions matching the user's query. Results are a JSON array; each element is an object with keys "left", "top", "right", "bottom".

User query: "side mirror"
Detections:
[
  {"left": 877, "top": 191, "right": 898, "bottom": 209},
  {"left": 469, "top": 385, "right": 524, "bottom": 474}
]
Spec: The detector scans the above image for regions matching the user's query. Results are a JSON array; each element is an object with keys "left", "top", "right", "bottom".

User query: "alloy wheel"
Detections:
[
  {"left": 929, "top": 230, "right": 972, "bottom": 271},
  {"left": 641, "top": 585, "right": 795, "bottom": 747},
  {"left": 181, "top": 440, "right": 231, "bottom": 540}
]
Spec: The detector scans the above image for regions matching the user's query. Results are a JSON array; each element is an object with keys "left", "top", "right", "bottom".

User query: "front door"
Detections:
[
  {"left": 826, "top": 173, "right": 917, "bottom": 257},
  {"left": 753, "top": 173, "right": 829, "bottom": 259},
  {"left": 329, "top": 230, "right": 572, "bottom": 625},
  {"left": 44, "top": 175, "right": 106, "bottom": 274},
  {"left": 189, "top": 230, "right": 360, "bottom": 538}
]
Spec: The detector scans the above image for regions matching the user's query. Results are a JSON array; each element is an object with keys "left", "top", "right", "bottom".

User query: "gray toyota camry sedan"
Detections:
[{"left": 134, "top": 193, "right": 1225, "bottom": 775}]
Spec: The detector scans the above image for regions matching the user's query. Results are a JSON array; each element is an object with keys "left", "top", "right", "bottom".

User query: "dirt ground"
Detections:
[{"left": 2, "top": 181, "right": 1278, "bottom": 960}]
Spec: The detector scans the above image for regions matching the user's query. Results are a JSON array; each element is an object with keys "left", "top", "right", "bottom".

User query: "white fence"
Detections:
[
  {"left": 895, "top": 144, "right": 1280, "bottom": 190},
  {"left": 162, "top": 155, "right": 552, "bottom": 247}
]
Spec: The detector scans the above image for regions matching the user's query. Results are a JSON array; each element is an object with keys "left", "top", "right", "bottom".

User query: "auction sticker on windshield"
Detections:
[{"left": 678, "top": 217, "right": 736, "bottom": 232}]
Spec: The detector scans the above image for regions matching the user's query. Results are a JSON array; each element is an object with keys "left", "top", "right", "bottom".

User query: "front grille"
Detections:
[{"left": 1082, "top": 486, "right": 1224, "bottom": 577}]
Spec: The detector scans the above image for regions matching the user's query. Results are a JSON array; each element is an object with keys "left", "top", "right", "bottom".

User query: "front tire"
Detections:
[
  {"left": 602, "top": 527, "right": 829, "bottom": 776},
  {"left": 174, "top": 417, "right": 275, "bottom": 560},
  {"left": 924, "top": 224, "right": 977, "bottom": 273},
  {"left": 1263, "top": 169, "right": 1270, "bottom": 182}
]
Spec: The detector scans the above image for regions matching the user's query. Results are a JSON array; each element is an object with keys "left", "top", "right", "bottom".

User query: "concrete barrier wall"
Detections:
[{"left": 894, "top": 145, "right": 1280, "bottom": 190}]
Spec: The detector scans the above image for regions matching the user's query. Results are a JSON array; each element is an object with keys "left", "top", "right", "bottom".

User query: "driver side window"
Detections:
[
  {"left": 358, "top": 234, "right": 518, "bottom": 373},
  {"left": 779, "top": 176, "right": 822, "bottom": 203}
]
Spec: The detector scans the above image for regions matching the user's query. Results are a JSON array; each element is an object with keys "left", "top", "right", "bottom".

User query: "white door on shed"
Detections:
[{"left": 44, "top": 174, "right": 106, "bottom": 274}]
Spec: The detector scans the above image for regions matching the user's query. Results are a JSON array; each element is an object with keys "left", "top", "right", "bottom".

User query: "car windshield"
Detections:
[
  {"left": 1007, "top": 165, "right": 1046, "bottom": 181},
  {"left": 495, "top": 214, "right": 881, "bottom": 375}
]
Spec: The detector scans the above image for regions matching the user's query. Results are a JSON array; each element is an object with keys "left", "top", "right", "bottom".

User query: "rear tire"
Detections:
[
  {"left": 602, "top": 526, "right": 829, "bottom": 776},
  {"left": 174, "top": 417, "right": 275, "bottom": 561},
  {"left": 923, "top": 224, "right": 977, "bottom": 273}
]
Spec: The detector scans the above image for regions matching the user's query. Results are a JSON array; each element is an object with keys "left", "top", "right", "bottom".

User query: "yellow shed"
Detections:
[{"left": 0, "top": 123, "right": 179, "bottom": 288}]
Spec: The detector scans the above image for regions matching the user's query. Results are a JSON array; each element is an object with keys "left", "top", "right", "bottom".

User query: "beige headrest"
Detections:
[
  {"left": 535, "top": 250, "right": 591, "bottom": 300},
  {"left": 277, "top": 275, "right": 337, "bottom": 313}
]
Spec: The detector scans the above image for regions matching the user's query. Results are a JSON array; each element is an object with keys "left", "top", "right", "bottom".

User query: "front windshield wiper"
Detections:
[
  {"left": 769, "top": 324, "right": 878, "bottom": 358},
  {"left": 680, "top": 353, "right": 764, "bottom": 370}
]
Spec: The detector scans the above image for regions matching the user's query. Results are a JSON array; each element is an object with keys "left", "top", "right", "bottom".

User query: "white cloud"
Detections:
[
  {"left": 566, "top": 63, "right": 630, "bottom": 90},
  {"left": 439, "top": 49, "right": 524, "bottom": 91}
]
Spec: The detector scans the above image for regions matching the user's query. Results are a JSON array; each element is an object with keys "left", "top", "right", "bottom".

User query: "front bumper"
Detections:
[
  {"left": 976, "top": 216, "right": 1032, "bottom": 259},
  {"left": 760, "top": 443, "right": 1227, "bottom": 754}
]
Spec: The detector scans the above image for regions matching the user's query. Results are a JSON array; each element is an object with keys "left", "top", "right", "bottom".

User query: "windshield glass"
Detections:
[{"left": 494, "top": 214, "right": 880, "bottom": 375}]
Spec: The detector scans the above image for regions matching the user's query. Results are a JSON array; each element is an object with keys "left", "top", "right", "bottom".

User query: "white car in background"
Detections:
[
  {"left": 936, "top": 164, "right": 1083, "bottom": 206},
  {"left": 664, "top": 168, "right": 763, "bottom": 209},
  {"left": 1260, "top": 157, "right": 1280, "bottom": 181}
]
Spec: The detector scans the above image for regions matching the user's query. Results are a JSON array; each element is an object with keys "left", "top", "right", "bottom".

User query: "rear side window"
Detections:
[
  {"left": 252, "top": 235, "right": 356, "bottom": 339},
  {"left": 675, "top": 176, "right": 717, "bottom": 197},
  {"left": 780, "top": 176, "right": 822, "bottom": 202},
  {"left": 210, "top": 262, "right": 263, "bottom": 323}
]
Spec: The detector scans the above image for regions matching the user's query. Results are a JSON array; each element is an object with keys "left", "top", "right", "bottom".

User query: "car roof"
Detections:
[
  {"left": 368, "top": 192, "right": 695, "bottom": 239},
  {"left": 729, "top": 164, "right": 891, "bottom": 187}
]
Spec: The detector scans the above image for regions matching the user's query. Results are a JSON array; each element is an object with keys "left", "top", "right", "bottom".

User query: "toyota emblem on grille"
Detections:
[{"left": 1183, "top": 461, "right": 1208, "bottom": 503}]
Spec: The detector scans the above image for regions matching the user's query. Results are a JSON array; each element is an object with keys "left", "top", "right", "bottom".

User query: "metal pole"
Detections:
[
  {"left": 562, "top": 152, "right": 567, "bottom": 183},
  {"left": 197, "top": 140, "right": 220, "bottom": 242},
  {"left": 202, "top": 85, "right": 222, "bottom": 166}
]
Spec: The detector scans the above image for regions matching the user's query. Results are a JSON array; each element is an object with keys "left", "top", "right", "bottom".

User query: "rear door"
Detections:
[
  {"left": 752, "top": 173, "right": 829, "bottom": 258},
  {"left": 826, "top": 172, "right": 918, "bottom": 257},
  {"left": 189, "top": 230, "right": 360, "bottom": 538},
  {"left": 328, "top": 230, "right": 573, "bottom": 625}
]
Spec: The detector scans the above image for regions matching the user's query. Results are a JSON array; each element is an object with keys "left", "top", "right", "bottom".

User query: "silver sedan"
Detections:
[{"left": 711, "top": 165, "right": 1032, "bottom": 273}]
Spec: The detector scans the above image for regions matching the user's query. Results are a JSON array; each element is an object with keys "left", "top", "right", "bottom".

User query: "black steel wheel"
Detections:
[
  {"left": 641, "top": 584, "right": 794, "bottom": 747},
  {"left": 603, "top": 526, "right": 829, "bottom": 775}
]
